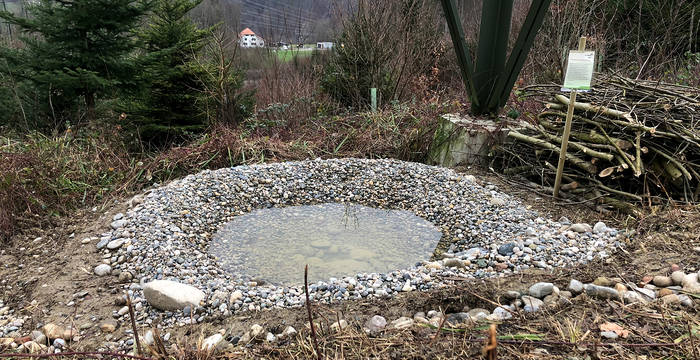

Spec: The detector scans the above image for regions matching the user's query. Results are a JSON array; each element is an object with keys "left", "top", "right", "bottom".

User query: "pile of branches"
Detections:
[{"left": 495, "top": 76, "right": 700, "bottom": 212}]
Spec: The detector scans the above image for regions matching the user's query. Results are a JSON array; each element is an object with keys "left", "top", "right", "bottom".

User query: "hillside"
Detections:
[{"left": 239, "top": 0, "right": 335, "bottom": 43}]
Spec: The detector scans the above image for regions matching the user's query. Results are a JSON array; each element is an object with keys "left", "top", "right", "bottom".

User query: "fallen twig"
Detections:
[{"left": 126, "top": 292, "right": 143, "bottom": 356}]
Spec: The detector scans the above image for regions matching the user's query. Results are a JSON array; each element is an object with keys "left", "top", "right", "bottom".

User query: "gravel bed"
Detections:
[{"left": 93, "top": 158, "right": 623, "bottom": 327}]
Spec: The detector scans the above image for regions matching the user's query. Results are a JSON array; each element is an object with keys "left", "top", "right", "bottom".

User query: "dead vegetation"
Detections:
[{"left": 495, "top": 76, "right": 700, "bottom": 213}]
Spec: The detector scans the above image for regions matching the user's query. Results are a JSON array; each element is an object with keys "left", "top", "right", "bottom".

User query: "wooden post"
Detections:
[{"left": 553, "top": 37, "right": 587, "bottom": 198}]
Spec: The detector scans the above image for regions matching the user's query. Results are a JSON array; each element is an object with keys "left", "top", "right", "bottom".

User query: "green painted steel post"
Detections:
[
  {"left": 371, "top": 88, "right": 377, "bottom": 113},
  {"left": 439, "top": 0, "right": 479, "bottom": 108},
  {"left": 489, "top": 0, "right": 553, "bottom": 110},
  {"left": 473, "top": 0, "right": 513, "bottom": 114},
  {"left": 441, "top": 0, "right": 551, "bottom": 116}
]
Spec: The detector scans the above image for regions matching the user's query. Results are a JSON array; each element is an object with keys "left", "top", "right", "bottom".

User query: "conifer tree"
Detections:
[
  {"left": 0, "top": 0, "right": 150, "bottom": 124},
  {"left": 130, "top": 0, "right": 212, "bottom": 145}
]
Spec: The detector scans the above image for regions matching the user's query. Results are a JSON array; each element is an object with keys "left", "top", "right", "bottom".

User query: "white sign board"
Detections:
[{"left": 562, "top": 51, "right": 595, "bottom": 91}]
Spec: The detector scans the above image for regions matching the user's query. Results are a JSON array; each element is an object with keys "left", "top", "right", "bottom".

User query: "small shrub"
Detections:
[
  {"left": 192, "top": 30, "right": 255, "bottom": 127},
  {"left": 321, "top": 0, "right": 442, "bottom": 109}
]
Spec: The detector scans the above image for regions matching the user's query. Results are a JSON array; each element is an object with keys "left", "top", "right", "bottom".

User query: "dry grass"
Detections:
[{"left": 0, "top": 99, "right": 456, "bottom": 243}]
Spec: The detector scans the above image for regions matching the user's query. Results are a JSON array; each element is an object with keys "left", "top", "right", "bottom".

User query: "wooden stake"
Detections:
[
  {"left": 553, "top": 36, "right": 586, "bottom": 198},
  {"left": 304, "top": 265, "right": 321, "bottom": 360}
]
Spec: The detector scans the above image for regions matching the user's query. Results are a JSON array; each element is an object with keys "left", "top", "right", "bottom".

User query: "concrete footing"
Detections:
[{"left": 429, "top": 114, "right": 521, "bottom": 167}]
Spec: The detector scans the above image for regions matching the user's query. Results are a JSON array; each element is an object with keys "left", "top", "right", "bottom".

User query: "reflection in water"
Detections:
[{"left": 209, "top": 203, "right": 442, "bottom": 286}]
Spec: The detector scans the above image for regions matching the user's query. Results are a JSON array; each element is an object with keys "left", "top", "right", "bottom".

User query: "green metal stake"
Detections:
[{"left": 371, "top": 88, "right": 377, "bottom": 113}]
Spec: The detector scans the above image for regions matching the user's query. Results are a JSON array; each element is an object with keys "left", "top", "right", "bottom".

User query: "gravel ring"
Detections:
[{"left": 96, "top": 158, "right": 622, "bottom": 326}]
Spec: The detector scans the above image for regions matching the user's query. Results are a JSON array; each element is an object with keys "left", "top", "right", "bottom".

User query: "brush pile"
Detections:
[{"left": 496, "top": 76, "right": 700, "bottom": 212}]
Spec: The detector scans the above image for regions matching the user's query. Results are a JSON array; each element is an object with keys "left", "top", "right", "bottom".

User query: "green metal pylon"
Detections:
[
  {"left": 473, "top": 0, "right": 513, "bottom": 114},
  {"left": 441, "top": 0, "right": 552, "bottom": 115},
  {"left": 439, "top": 0, "right": 479, "bottom": 110}
]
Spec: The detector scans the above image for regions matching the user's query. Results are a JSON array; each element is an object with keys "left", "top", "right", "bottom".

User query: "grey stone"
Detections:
[
  {"left": 110, "top": 220, "right": 127, "bottom": 229},
  {"left": 200, "top": 333, "right": 225, "bottom": 351},
  {"left": 143, "top": 330, "right": 154, "bottom": 346},
  {"left": 389, "top": 317, "right": 413, "bottom": 330},
  {"left": 622, "top": 291, "right": 646, "bottom": 304},
  {"left": 671, "top": 271, "right": 686, "bottom": 285},
  {"left": 600, "top": 331, "right": 618, "bottom": 340},
  {"left": 503, "top": 291, "right": 521, "bottom": 300},
  {"left": 521, "top": 295, "right": 544, "bottom": 312},
  {"left": 632, "top": 287, "right": 656, "bottom": 301},
  {"left": 443, "top": 258, "right": 464, "bottom": 268},
  {"left": 52, "top": 338, "right": 66, "bottom": 349},
  {"left": 570, "top": 223, "right": 592, "bottom": 233},
  {"left": 652, "top": 276, "right": 673, "bottom": 287},
  {"left": 488, "top": 306, "right": 513, "bottom": 320},
  {"left": 567, "top": 279, "right": 584, "bottom": 294},
  {"left": 365, "top": 315, "right": 387, "bottom": 333},
  {"left": 584, "top": 284, "right": 620, "bottom": 300},
  {"left": 593, "top": 222, "right": 607, "bottom": 233},
  {"left": 106, "top": 239, "right": 126, "bottom": 250},
  {"left": 94, "top": 264, "right": 112, "bottom": 276},
  {"left": 528, "top": 282, "right": 554, "bottom": 298},
  {"left": 467, "top": 308, "right": 490, "bottom": 322},
  {"left": 497, "top": 243, "right": 517, "bottom": 256},
  {"left": 96, "top": 238, "right": 109, "bottom": 249},
  {"left": 446, "top": 312, "right": 471, "bottom": 325},
  {"left": 678, "top": 294, "right": 693, "bottom": 307},
  {"left": 143, "top": 280, "right": 205, "bottom": 311}
]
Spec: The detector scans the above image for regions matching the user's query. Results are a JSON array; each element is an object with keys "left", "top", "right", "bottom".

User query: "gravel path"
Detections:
[{"left": 91, "top": 158, "right": 622, "bottom": 326}]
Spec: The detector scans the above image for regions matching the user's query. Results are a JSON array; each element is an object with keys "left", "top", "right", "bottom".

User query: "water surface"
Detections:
[{"left": 209, "top": 203, "right": 442, "bottom": 285}]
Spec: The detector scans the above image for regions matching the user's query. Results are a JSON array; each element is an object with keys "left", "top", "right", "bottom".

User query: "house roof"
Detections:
[{"left": 239, "top": 28, "right": 256, "bottom": 36}]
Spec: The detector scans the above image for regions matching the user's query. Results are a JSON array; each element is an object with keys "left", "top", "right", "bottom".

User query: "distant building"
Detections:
[
  {"left": 316, "top": 42, "right": 334, "bottom": 50},
  {"left": 238, "top": 28, "right": 264, "bottom": 48}
]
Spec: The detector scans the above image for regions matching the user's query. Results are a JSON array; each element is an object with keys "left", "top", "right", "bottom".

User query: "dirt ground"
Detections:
[{"left": 1, "top": 165, "right": 699, "bottom": 359}]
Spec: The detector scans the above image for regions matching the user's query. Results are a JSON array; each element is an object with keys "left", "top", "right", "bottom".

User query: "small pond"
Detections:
[{"left": 209, "top": 203, "right": 442, "bottom": 286}]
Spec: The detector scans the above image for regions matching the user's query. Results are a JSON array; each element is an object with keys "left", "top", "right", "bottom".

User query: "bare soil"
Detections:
[{"left": 1, "top": 166, "right": 698, "bottom": 359}]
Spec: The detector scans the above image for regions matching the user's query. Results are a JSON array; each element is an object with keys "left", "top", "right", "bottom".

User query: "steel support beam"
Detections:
[
  {"left": 473, "top": 0, "right": 513, "bottom": 114},
  {"left": 489, "top": 0, "right": 553, "bottom": 110},
  {"left": 441, "top": 0, "right": 552, "bottom": 115},
  {"left": 440, "top": 0, "right": 479, "bottom": 109}
]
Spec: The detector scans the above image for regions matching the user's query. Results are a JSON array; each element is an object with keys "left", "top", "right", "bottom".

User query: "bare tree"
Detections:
[{"left": 189, "top": 0, "right": 242, "bottom": 33}]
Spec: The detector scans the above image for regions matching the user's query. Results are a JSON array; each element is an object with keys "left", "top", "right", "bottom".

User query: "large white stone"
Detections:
[
  {"left": 143, "top": 280, "right": 205, "bottom": 311},
  {"left": 94, "top": 264, "right": 112, "bottom": 276},
  {"left": 200, "top": 333, "right": 225, "bottom": 352}
]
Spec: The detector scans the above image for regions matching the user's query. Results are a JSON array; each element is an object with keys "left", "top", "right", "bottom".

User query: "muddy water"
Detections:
[{"left": 209, "top": 203, "right": 442, "bottom": 286}]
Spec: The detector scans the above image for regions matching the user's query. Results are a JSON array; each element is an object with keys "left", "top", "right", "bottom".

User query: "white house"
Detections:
[
  {"left": 239, "top": 28, "right": 264, "bottom": 48},
  {"left": 316, "top": 42, "right": 334, "bottom": 50}
]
